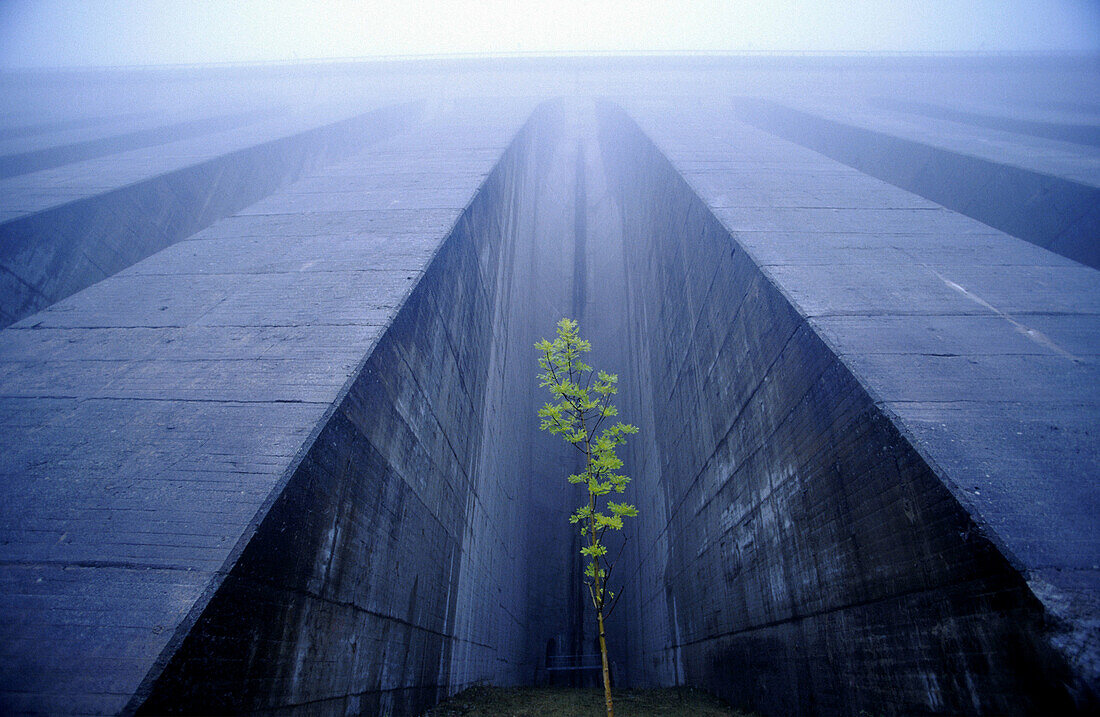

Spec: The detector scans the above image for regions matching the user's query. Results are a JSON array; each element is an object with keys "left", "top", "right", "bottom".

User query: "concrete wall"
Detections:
[
  {"left": 0, "top": 102, "right": 416, "bottom": 326},
  {"left": 732, "top": 98, "right": 1100, "bottom": 269},
  {"left": 0, "top": 98, "right": 530, "bottom": 715},
  {"left": 0, "top": 109, "right": 270, "bottom": 179},
  {"left": 597, "top": 102, "right": 1098, "bottom": 715},
  {"left": 134, "top": 97, "right": 638, "bottom": 715},
  {"left": 0, "top": 57, "right": 1096, "bottom": 716},
  {"left": 869, "top": 97, "right": 1100, "bottom": 148},
  {"left": 134, "top": 101, "right": 576, "bottom": 715}
]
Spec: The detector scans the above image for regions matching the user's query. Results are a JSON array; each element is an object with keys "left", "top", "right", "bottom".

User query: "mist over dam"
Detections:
[{"left": 0, "top": 55, "right": 1097, "bottom": 715}]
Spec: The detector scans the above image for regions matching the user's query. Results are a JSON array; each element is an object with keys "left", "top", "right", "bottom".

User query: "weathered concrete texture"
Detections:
[
  {"left": 732, "top": 97, "right": 1100, "bottom": 269},
  {"left": 0, "top": 57, "right": 1096, "bottom": 717},
  {"left": 869, "top": 97, "right": 1100, "bottom": 148},
  {"left": 0, "top": 102, "right": 417, "bottom": 327},
  {"left": 0, "top": 99, "right": 533, "bottom": 714},
  {"left": 0, "top": 109, "right": 271, "bottom": 179},
  {"left": 134, "top": 102, "right": 548, "bottom": 715},
  {"left": 133, "top": 98, "right": 631, "bottom": 714},
  {"left": 0, "top": 111, "right": 155, "bottom": 141},
  {"left": 600, "top": 99, "right": 1099, "bottom": 714},
  {"left": 517, "top": 104, "right": 636, "bottom": 686}
]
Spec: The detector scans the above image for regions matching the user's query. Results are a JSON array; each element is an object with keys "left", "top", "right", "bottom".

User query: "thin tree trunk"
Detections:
[
  {"left": 597, "top": 604, "right": 614, "bottom": 717},
  {"left": 582, "top": 383, "right": 613, "bottom": 716},
  {"left": 590, "top": 503, "right": 614, "bottom": 717}
]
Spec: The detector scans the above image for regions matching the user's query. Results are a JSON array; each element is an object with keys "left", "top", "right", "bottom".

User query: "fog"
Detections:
[
  {"left": 0, "top": 1, "right": 1098, "bottom": 716},
  {"left": 1, "top": 0, "right": 1098, "bottom": 68}
]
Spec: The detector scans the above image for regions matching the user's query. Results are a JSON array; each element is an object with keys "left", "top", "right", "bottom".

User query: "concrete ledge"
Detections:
[
  {"left": 732, "top": 97, "right": 1100, "bottom": 269},
  {"left": 0, "top": 102, "right": 418, "bottom": 327},
  {"left": 0, "top": 110, "right": 267, "bottom": 179}
]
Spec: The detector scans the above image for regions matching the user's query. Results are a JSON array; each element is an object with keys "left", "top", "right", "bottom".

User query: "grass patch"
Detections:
[{"left": 423, "top": 685, "right": 752, "bottom": 716}]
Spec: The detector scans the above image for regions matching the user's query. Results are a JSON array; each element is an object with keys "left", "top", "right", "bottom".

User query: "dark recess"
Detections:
[{"left": 130, "top": 99, "right": 1093, "bottom": 716}]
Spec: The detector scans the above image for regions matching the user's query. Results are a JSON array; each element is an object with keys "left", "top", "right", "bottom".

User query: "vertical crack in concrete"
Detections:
[{"left": 572, "top": 144, "right": 588, "bottom": 321}]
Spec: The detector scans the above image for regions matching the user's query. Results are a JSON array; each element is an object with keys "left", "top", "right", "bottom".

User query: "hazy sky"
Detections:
[{"left": 1, "top": 0, "right": 1098, "bottom": 68}]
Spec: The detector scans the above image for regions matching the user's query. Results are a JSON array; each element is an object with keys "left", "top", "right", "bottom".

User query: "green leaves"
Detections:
[
  {"left": 570, "top": 505, "right": 593, "bottom": 524},
  {"left": 584, "top": 563, "right": 607, "bottom": 580},
  {"left": 594, "top": 513, "right": 623, "bottom": 530},
  {"left": 536, "top": 317, "right": 639, "bottom": 615},
  {"left": 608, "top": 501, "right": 638, "bottom": 518},
  {"left": 581, "top": 543, "right": 608, "bottom": 558}
]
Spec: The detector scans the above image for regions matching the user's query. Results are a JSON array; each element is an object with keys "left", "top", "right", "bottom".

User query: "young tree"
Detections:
[{"left": 536, "top": 318, "right": 638, "bottom": 717}]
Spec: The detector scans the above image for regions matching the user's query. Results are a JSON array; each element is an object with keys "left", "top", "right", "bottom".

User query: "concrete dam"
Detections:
[{"left": 0, "top": 56, "right": 1097, "bottom": 715}]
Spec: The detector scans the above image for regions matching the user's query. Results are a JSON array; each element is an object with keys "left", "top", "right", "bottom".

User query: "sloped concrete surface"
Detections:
[
  {"left": 0, "top": 108, "right": 273, "bottom": 179},
  {"left": 0, "top": 99, "right": 532, "bottom": 714},
  {"left": 0, "top": 57, "right": 1096, "bottom": 716},
  {"left": 608, "top": 97, "right": 1098, "bottom": 713},
  {"left": 732, "top": 97, "right": 1100, "bottom": 268},
  {"left": 0, "top": 102, "right": 417, "bottom": 326}
]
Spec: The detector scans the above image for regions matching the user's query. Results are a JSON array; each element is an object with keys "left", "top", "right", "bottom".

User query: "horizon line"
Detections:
[{"left": 4, "top": 48, "right": 1099, "bottom": 72}]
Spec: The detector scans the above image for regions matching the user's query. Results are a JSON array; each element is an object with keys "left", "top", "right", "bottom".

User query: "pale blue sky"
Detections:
[{"left": 1, "top": 0, "right": 1098, "bottom": 68}]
